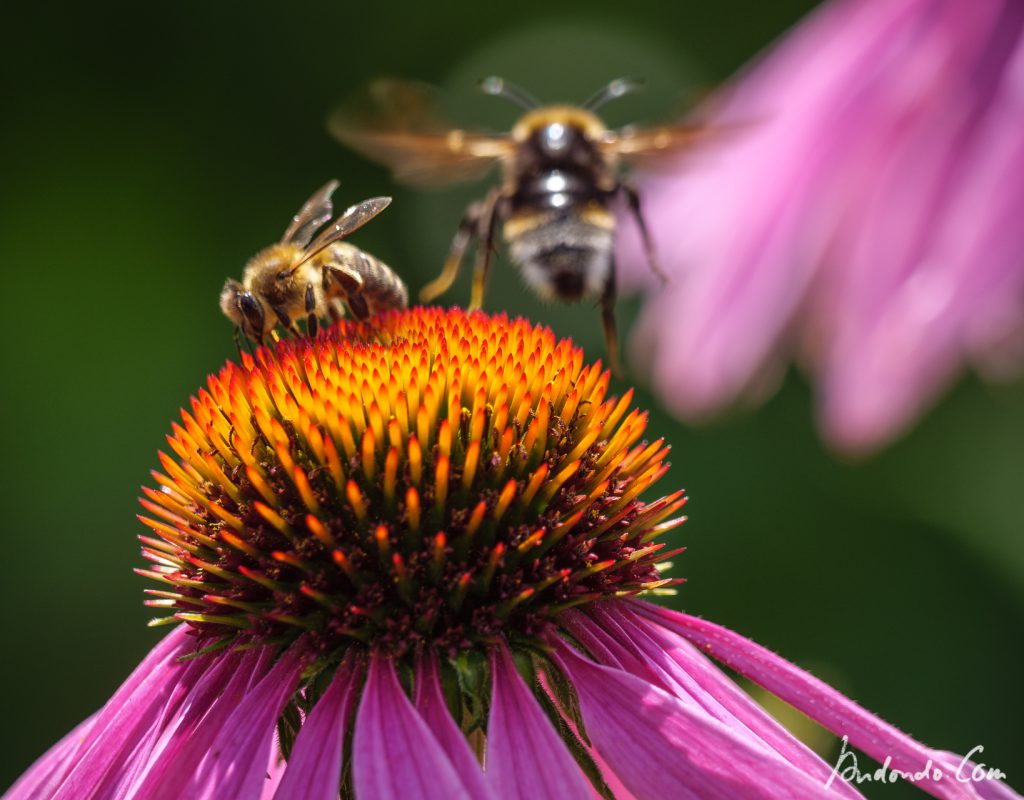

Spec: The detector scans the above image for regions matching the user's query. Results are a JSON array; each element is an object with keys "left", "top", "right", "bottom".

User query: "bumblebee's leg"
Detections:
[
  {"left": 600, "top": 267, "right": 623, "bottom": 377},
  {"left": 620, "top": 182, "right": 668, "bottom": 284},
  {"left": 469, "top": 189, "right": 503, "bottom": 310},
  {"left": 323, "top": 264, "right": 371, "bottom": 321},
  {"left": 420, "top": 202, "right": 481, "bottom": 303},
  {"left": 304, "top": 283, "right": 319, "bottom": 337}
]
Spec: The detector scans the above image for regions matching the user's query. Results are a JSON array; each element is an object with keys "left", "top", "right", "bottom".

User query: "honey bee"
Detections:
[
  {"left": 330, "top": 77, "right": 707, "bottom": 371},
  {"left": 220, "top": 180, "right": 408, "bottom": 346}
]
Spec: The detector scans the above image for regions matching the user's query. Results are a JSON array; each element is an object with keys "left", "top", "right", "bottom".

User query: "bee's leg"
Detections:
[
  {"left": 323, "top": 264, "right": 371, "bottom": 321},
  {"left": 326, "top": 298, "right": 346, "bottom": 322},
  {"left": 421, "top": 203, "right": 481, "bottom": 304},
  {"left": 345, "top": 293, "right": 371, "bottom": 321},
  {"left": 600, "top": 269, "right": 623, "bottom": 377},
  {"left": 469, "top": 189, "right": 503, "bottom": 311},
  {"left": 271, "top": 304, "right": 302, "bottom": 338},
  {"left": 233, "top": 326, "right": 244, "bottom": 359},
  {"left": 305, "top": 283, "right": 319, "bottom": 337},
  {"left": 620, "top": 182, "right": 668, "bottom": 285}
]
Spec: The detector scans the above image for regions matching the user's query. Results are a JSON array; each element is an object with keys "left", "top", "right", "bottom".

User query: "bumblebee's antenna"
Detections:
[
  {"left": 583, "top": 78, "right": 646, "bottom": 111},
  {"left": 479, "top": 76, "right": 541, "bottom": 110}
]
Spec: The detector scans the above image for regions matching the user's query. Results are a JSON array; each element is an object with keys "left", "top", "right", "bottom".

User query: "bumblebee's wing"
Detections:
[
  {"left": 332, "top": 130, "right": 511, "bottom": 187},
  {"left": 299, "top": 196, "right": 392, "bottom": 265},
  {"left": 329, "top": 79, "right": 513, "bottom": 188},
  {"left": 282, "top": 180, "right": 339, "bottom": 247},
  {"left": 599, "top": 124, "right": 714, "bottom": 165}
]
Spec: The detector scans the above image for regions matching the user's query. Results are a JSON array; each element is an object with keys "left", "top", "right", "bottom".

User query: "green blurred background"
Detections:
[{"left": 1, "top": 1, "right": 1021, "bottom": 795}]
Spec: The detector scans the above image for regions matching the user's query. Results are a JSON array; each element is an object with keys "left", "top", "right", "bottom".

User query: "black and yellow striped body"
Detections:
[{"left": 502, "top": 107, "right": 618, "bottom": 302}]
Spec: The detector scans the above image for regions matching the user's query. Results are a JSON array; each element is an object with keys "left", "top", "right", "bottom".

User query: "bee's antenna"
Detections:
[
  {"left": 479, "top": 76, "right": 541, "bottom": 110},
  {"left": 583, "top": 78, "right": 646, "bottom": 111}
]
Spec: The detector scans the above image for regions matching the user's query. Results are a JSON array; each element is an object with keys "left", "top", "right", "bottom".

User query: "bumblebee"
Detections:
[
  {"left": 331, "top": 77, "right": 706, "bottom": 370},
  {"left": 220, "top": 180, "right": 408, "bottom": 347}
]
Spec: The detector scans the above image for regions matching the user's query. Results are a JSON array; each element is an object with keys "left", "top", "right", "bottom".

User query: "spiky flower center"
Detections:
[{"left": 139, "top": 308, "right": 685, "bottom": 658}]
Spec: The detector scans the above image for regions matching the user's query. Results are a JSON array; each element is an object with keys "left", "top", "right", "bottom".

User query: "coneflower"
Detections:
[{"left": 6, "top": 308, "right": 1015, "bottom": 799}]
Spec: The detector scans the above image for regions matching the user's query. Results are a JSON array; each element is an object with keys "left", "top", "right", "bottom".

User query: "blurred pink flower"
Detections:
[{"left": 618, "top": 0, "right": 1024, "bottom": 453}]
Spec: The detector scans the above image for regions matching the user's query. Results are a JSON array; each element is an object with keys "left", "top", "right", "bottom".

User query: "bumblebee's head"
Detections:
[
  {"left": 220, "top": 279, "right": 267, "bottom": 342},
  {"left": 483, "top": 75, "right": 644, "bottom": 147},
  {"left": 510, "top": 107, "right": 606, "bottom": 147}
]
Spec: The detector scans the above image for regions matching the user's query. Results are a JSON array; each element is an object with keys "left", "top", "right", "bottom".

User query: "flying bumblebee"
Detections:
[
  {"left": 330, "top": 77, "right": 706, "bottom": 371},
  {"left": 220, "top": 180, "right": 408, "bottom": 346}
]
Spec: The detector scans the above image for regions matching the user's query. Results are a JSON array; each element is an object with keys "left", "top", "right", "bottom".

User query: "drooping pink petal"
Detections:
[
  {"left": 561, "top": 605, "right": 661, "bottom": 683},
  {"left": 184, "top": 643, "right": 306, "bottom": 800},
  {"left": 414, "top": 652, "right": 492, "bottom": 800},
  {"left": 534, "top": 657, "right": 639, "bottom": 800},
  {"left": 3, "top": 714, "right": 95, "bottom": 800},
  {"left": 129, "top": 647, "right": 253, "bottom": 800},
  {"left": 146, "top": 646, "right": 273, "bottom": 800},
  {"left": 582, "top": 745, "right": 638, "bottom": 800},
  {"left": 486, "top": 642, "right": 591, "bottom": 800},
  {"left": 272, "top": 656, "right": 362, "bottom": 800},
  {"left": 102, "top": 652, "right": 218, "bottom": 800},
  {"left": 353, "top": 653, "right": 479, "bottom": 800},
  {"left": 931, "top": 751, "right": 1022, "bottom": 800},
  {"left": 49, "top": 627, "right": 195, "bottom": 800},
  {"left": 632, "top": 600, "right": 1021, "bottom": 800},
  {"left": 551, "top": 637, "right": 840, "bottom": 799},
  {"left": 574, "top": 604, "right": 863, "bottom": 798},
  {"left": 260, "top": 743, "right": 287, "bottom": 800},
  {"left": 15, "top": 627, "right": 189, "bottom": 800}
]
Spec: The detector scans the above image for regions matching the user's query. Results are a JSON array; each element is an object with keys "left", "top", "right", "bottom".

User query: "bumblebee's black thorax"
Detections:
[{"left": 509, "top": 122, "right": 611, "bottom": 214}]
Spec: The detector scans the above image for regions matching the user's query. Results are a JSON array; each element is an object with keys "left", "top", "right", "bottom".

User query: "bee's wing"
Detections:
[
  {"left": 329, "top": 79, "right": 513, "bottom": 188},
  {"left": 282, "top": 179, "right": 339, "bottom": 247},
  {"left": 299, "top": 196, "right": 392, "bottom": 265},
  {"left": 599, "top": 124, "right": 715, "bottom": 165}
]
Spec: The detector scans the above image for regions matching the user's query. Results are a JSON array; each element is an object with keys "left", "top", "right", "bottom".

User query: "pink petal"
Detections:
[
  {"left": 551, "top": 637, "right": 840, "bottom": 799},
  {"left": 619, "top": 0, "right": 929, "bottom": 417},
  {"left": 819, "top": 15, "right": 1024, "bottom": 450},
  {"left": 130, "top": 647, "right": 255, "bottom": 800},
  {"left": 486, "top": 642, "right": 591, "bottom": 800},
  {"left": 633, "top": 601, "right": 1021, "bottom": 800},
  {"left": 534, "top": 659, "right": 639, "bottom": 800},
  {"left": 272, "top": 656, "right": 362, "bottom": 800},
  {"left": 617, "top": 0, "right": 1024, "bottom": 451},
  {"left": 102, "top": 653, "right": 218, "bottom": 799},
  {"left": 260, "top": 744, "right": 287, "bottom": 800},
  {"left": 414, "top": 652, "right": 492, "bottom": 800},
  {"left": 3, "top": 714, "right": 96, "bottom": 800},
  {"left": 353, "top": 653, "right": 478, "bottom": 800},
  {"left": 576, "top": 604, "right": 863, "bottom": 798},
  {"left": 186, "top": 643, "right": 306, "bottom": 800}
]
